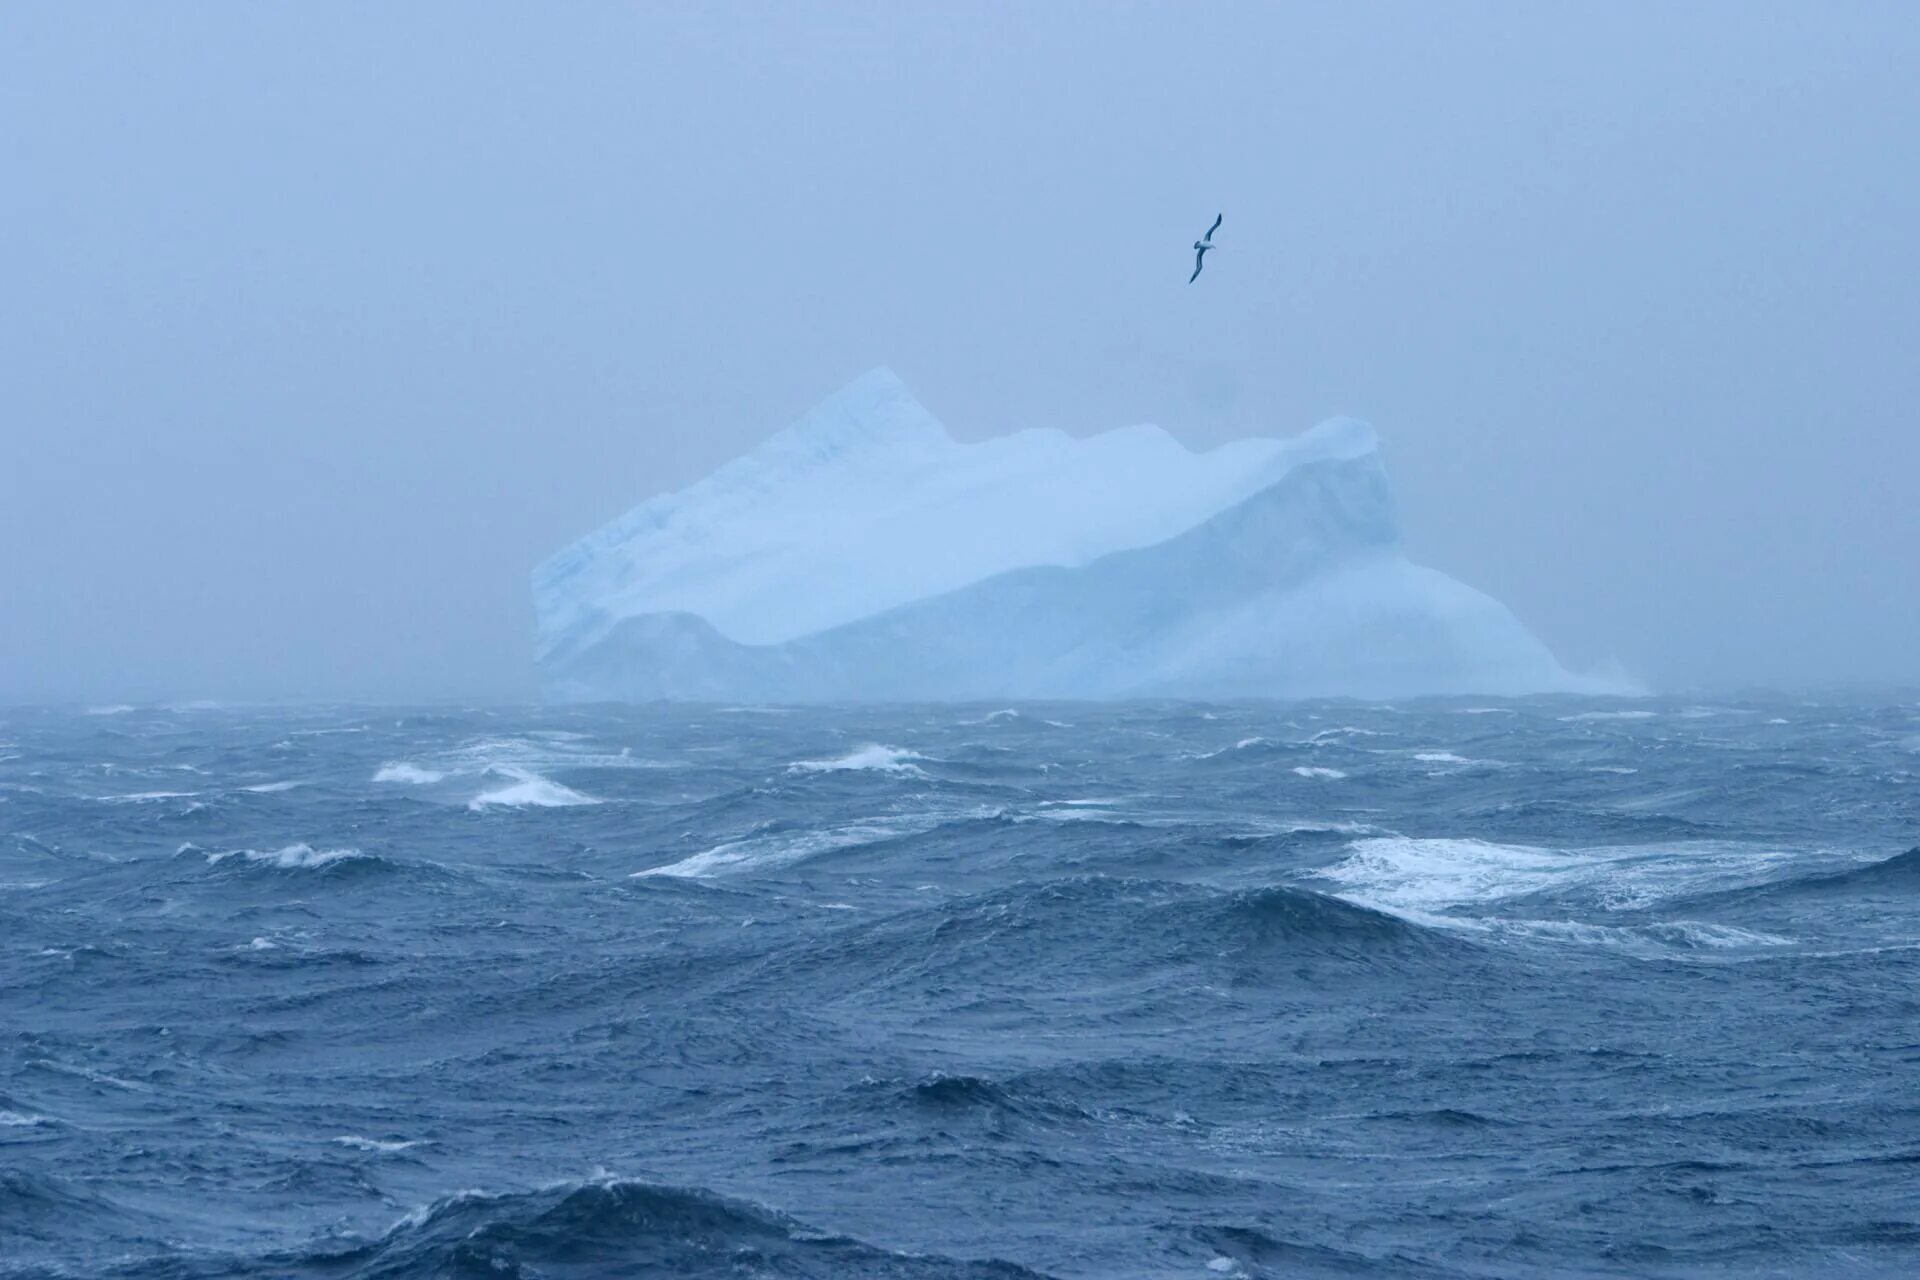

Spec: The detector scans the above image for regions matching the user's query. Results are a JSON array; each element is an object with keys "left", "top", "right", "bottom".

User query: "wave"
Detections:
[
  {"left": 269, "top": 1177, "right": 1053, "bottom": 1279},
  {"left": 374, "top": 734, "right": 672, "bottom": 795},
  {"left": 1189, "top": 1223, "right": 1423, "bottom": 1279},
  {"left": 1492, "top": 918, "right": 1794, "bottom": 952},
  {"left": 1314, "top": 836, "right": 1806, "bottom": 919},
  {"left": 1558, "top": 709, "right": 1657, "bottom": 722},
  {"left": 331, "top": 1135, "right": 424, "bottom": 1153},
  {"left": 205, "top": 843, "right": 366, "bottom": 871},
  {"left": 1775, "top": 845, "right": 1920, "bottom": 895},
  {"left": 1292, "top": 766, "right": 1345, "bottom": 779},
  {"left": 373, "top": 762, "right": 445, "bottom": 784},
  {"left": 886, "top": 1071, "right": 1095, "bottom": 1132},
  {"left": 1159, "top": 882, "right": 1454, "bottom": 959},
  {"left": 1668, "top": 846, "right": 1920, "bottom": 909},
  {"left": 738, "top": 876, "right": 1461, "bottom": 1006},
  {"left": 0, "top": 1108, "right": 55, "bottom": 1127},
  {"left": 635, "top": 819, "right": 923, "bottom": 878},
  {"left": 468, "top": 767, "right": 600, "bottom": 810},
  {"left": 787, "top": 743, "right": 928, "bottom": 776}
]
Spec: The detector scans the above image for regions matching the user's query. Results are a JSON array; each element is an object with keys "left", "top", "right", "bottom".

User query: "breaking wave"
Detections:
[
  {"left": 205, "top": 843, "right": 367, "bottom": 871},
  {"left": 468, "top": 768, "right": 600, "bottom": 810},
  {"left": 787, "top": 744, "right": 928, "bottom": 776}
]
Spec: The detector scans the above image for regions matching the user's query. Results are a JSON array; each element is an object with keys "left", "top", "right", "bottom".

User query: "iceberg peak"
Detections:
[{"left": 754, "top": 366, "right": 949, "bottom": 462}]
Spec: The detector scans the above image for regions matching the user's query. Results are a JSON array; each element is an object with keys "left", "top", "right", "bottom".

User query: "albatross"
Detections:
[{"left": 1188, "top": 213, "right": 1222, "bottom": 283}]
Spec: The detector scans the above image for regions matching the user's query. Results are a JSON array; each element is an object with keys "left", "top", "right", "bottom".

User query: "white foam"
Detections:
[
  {"left": 468, "top": 768, "right": 599, "bottom": 810},
  {"left": 1318, "top": 837, "right": 1570, "bottom": 915},
  {"left": 333, "top": 1135, "right": 423, "bottom": 1153},
  {"left": 0, "top": 1110, "right": 54, "bottom": 1127},
  {"left": 1494, "top": 919, "right": 1793, "bottom": 952},
  {"left": 248, "top": 936, "right": 276, "bottom": 950},
  {"left": 637, "top": 820, "right": 918, "bottom": 878},
  {"left": 788, "top": 744, "right": 927, "bottom": 776},
  {"left": 208, "top": 844, "right": 362, "bottom": 870},
  {"left": 1292, "top": 766, "right": 1347, "bottom": 779},
  {"left": 1197, "top": 736, "right": 1268, "bottom": 759},
  {"left": 1029, "top": 806, "right": 1125, "bottom": 822},
  {"left": 374, "top": 762, "right": 446, "bottom": 785},
  {"left": 1317, "top": 836, "right": 1814, "bottom": 920},
  {"left": 1414, "top": 752, "right": 1472, "bottom": 764},
  {"left": 99, "top": 791, "right": 198, "bottom": 803},
  {"left": 242, "top": 780, "right": 302, "bottom": 793},
  {"left": 1558, "top": 710, "right": 1657, "bottom": 722}
]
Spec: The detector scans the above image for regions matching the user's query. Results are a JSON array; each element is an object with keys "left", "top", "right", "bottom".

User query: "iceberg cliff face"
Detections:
[{"left": 534, "top": 369, "right": 1591, "bottom": 702}]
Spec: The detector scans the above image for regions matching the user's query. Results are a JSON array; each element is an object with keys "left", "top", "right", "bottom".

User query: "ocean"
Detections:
[{"left": 2, "top": 698, "right": 1916, "bottom": 1278}]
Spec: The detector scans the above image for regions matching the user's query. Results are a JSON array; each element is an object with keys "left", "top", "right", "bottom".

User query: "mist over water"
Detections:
[{"left": 4, "top": 4, "right": 1919, "bottom": 701}]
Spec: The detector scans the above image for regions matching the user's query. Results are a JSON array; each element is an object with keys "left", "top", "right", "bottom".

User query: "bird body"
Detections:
[{"left": 1188, "top": 213, "right": 1222, "bottom": 283}]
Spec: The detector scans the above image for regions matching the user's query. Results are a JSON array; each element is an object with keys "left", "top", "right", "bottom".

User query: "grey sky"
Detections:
[{"left": 4, "top": 1, "right": 1916, "bottom": 701}]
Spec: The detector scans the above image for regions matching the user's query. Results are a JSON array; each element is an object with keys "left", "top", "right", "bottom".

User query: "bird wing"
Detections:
[
  {"left": 1206, "top": 213, "right": 1222, "bottom": 240},
  {"left": 1189, "top": 247, "right": 1207, "bottom": 283}
]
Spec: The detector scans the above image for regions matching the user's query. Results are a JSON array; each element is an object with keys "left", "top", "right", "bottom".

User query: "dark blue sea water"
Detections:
[{"left": 3, "top": 699, "right": 1917, "bottom": 1278}]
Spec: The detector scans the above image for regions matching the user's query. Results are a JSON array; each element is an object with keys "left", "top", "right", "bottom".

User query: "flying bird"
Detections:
[{"left": 1188, "top": 213, "right": 1222, "bottom": 283}]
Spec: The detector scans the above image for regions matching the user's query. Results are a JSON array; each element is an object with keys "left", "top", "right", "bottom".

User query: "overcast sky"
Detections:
[{"left": 4, "top": 2, "right": 1916, "bottom": 702}]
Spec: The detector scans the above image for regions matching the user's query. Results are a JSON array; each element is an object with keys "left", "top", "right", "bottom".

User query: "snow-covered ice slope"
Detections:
[{"left": 533, "top": 369, "right": 1600, "bottom": 701}]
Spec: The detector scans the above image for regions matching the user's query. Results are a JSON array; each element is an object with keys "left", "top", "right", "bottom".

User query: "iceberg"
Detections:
[{"left": 533, "top": 369, "right": 1598, "bottom": 702}]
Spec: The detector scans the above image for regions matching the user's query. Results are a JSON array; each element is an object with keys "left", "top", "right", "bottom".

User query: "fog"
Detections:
[{"left": 4, "top": 2, "right": 1916, "bottom": 702}]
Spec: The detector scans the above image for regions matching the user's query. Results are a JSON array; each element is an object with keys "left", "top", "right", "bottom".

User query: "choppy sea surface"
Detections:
[{"left": 2, "top": 698, "right": 1917, "bottom": 1279}]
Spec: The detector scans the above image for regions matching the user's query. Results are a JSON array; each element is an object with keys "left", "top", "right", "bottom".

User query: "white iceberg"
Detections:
[{"left": 533, "top": 369, "right": 1602, "bottom": 702}]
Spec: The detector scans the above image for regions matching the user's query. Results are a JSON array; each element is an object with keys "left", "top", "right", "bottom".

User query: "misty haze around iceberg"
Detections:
[{"left": 534, "top": 370, "right": 1623, "bottom": 703}]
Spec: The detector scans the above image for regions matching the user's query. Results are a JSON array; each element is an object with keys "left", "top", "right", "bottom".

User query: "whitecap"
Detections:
[
  {"left": 242, "top": 780, "right": 303, "bottom": 793},
  {"left": 1316, "top": 835, "right": 1811, "bottom": 921},
  {"left": 1197, "top": 737, "right": 1267, "bottom": 759},
  {"left": 787, "top": 744, "right": 927, "bottom": 776},
  {"left": 468, "top": 767, "right": 599, "bottom": 810},
  {"left": 0, "top": 1110, "right": 54, "bottom": 1127},
  {"left": 84, "top": 705, "right": 136, "bottom": 716},
  {"left": 373, "top": 762, "right": 446, "bottom": 785},
  {"left": 333, "top": 1135, "right": 423, "bottom": 1153},
  {"left": 1317, "top": 837, "right": 1568, "bottom": 916},
  {"left": 637, "top": 820, "right": 919, "bottom": 878},
  {"left": 1308, "top": 726, "right": 1390, "bottom": 743},
  {"left": 1413, "top": 752, "right": 1472, "bottom": 764},
  {"left": 1558, "top": 710, "right": 1657, "bottom": 722},
  {"left": 1494, "top": 919, "right": 1793, "bottom": 953},
  {"left": 207, "top": 843, "right": 363, "bottom": 870},
  {"left": 99, "top": 791, "right": 198, "bottom": 803},
  {"left": 1292, "top": 766, "right": 1346, "bottom": 779}
]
